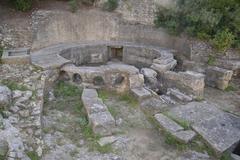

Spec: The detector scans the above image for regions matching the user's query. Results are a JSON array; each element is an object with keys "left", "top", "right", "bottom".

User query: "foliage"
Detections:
[
  {"left": 207, "top": 55, "right": 216, "bottom": 66},
  {"left": 26, "top": 151, "right": 40, "bottom": 160},
  {"left": 9, "top": 0, "right": 32, "bottom": 11},
  {"left": 54, "top": 81, "right": 82, "bottom": 98},
  {"left": 163, "top": 112, "right": 191, "bottom": 130},
  {"left": 103, "top": 0, "right": 118, "bottom": 11},
  {"left": 1, "top": 79, "right": 28, "bottom": 91},
  {"left": 119, "top": 92, "right": 138, "bottom": 108},
  {"left": 224, "top": 84, "right": 237, "bottom": 92},
  {"left": 69, "top": 0, "right": 78, "bottom": 12},
  {"left": 155, "top": 0, "right": 240, "bottom": 51},
  {"left": 211, "top": 29, "right": 235, "bottom": 52}
]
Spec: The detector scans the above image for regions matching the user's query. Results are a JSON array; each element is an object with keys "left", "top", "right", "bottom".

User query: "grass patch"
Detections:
[
  {"left": 26, "top": 151, "right": 39, "bottom": 160},
  {"left": 54, "top": 81, "right": 82, "bottom": 98},
  {"left": 69, "top": 0, "right": 78, "bottom": 13},
  {"left": 98, "top": 90, "right": 138, "bottom": 107},
  {"left": 220, "top": 152, "right": 232, "bottom": 160},
  {"left": 103, "top": 0, "right": 118, "bottom": 11},
  {"left": 108, "top": 106, "right": 118, "bottom": 118},
  {"left": 1, "top": 79, "right": 28, "bottom": 91},
  {"left": 79, "top": 117, "right": 113, "bottom": 153},
  {"left": 207, "top": 55, "right": 216, "bottom": 66},
  {"left": 163, "top": 112, "right": 191, "bottom": 130},
  {"left": 225, "top": 84, "right": 237, "bottom": 92},
  {"left": 119, "top": 92, "right": 138, "bottom": 108}
]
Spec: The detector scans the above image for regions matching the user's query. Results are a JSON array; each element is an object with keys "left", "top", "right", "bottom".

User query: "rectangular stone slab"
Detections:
[
  {"left": 154, "top": 113, "right": 183, "bottom": 133},
  {"left": 169, "top": 102, "right": 240, "bottom": 153}
]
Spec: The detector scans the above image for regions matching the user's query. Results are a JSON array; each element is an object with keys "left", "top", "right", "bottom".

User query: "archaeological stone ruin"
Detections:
[{"left": 0, "top": 1, "right": 240, "bottom": 160}]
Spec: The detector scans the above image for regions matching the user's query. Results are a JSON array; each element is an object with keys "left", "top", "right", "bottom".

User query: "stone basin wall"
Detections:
[
  {"left": 59, "top": 43, "right": 168, "bottom": 68},
  {"left": 60, "top": 63, "right": 144, "bottom": 93}
]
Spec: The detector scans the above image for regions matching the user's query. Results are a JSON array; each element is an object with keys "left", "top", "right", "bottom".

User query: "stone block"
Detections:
[
  {"left": 129, "top": 74, "right": 144, "bottom": 89},
  {"left": 206, "top": 66, "right": 233, "bottom": 90},
  {"left": 0, "top": 86, "right": 12, "bottom": 110},
  {"left": 89, "top": 111, "right": 115, "bottom": 136},
  {"left": 151, "top": 60, "right": 177, "bottom": 73},
  {"left": 172, "top": 130, "right": 196, "bottom": 144},
  {"left": 140, "top": 97, "right": 168, "bottom": 115},
  {"left": 162, "top": 71, "right": 205, "bottom": 99},
  {"left": 167, "top": 88, "right": 192, "bottom": 103},
  {"left": 82, "top": 89, "right": 98, "bottom": 99},
  {"left": 130, "top": 87, "right": 152, "bottom": 101},
  {"left": 2, "top": 48, "right": 31, "bottom": 64},
  {"left": 169, "top": 102, "right": 240, "bottom": 154},
  {"left": 154, "top": 113, "right": 183, "bottom": 133}
]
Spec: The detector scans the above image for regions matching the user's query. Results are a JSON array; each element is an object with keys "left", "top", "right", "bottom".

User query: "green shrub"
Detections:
[
  {"left": 81, "top": 0, "right": 95, "bottom": 6},
  {"left": 26, "top": 151, "right": 39, "bottom": 160},
  {"left": 9, "top": 0, "right": 33, "bottom": 11},
  {"left": 155, "top": 0, "right": 240, "bottom": 51},
  {"left": 211, "top": 29, "right": 235, "bottom": 52},
  {"left": 103, "top": 0, "right": 118, "bottom": 11},
  {"left": 69, "top": 0, "right": 78, "bottom": 12}
]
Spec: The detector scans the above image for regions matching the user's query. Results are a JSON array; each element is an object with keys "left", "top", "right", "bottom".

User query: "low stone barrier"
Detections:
[
  {"left": 161, "top": 71, "right": 205, "bottom": 99},
  {"left": 61, "top": 63, "right": 144, "bottom": 93},
  {"left": 81, "top": 88, "right": 115, "bottom": 136},
  {"left": 205, "top": 66, "right": 233, "bottom": 90}
]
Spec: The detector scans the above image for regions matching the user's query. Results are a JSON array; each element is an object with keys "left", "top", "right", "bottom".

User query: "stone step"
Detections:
[
  {"left": 154, "top": 113, "right": 184, "bottom": 133},
  {"left": 131, "top": 87, "right": 152, "bottom": 101},
  {"left": 81, "top": 88, "right": 115, "bottom": 136},
  {"left": 151, "top": 60, "right": 177, "bottom": 73},
  {"left": 167, "top": 88, "right": 192, "bottom": 103},
  {"left": 154, "top": 113, "right": 196, "bottom": 144},
  {"left": 172, "top": 130, "right": 196, "bottom": 144}
]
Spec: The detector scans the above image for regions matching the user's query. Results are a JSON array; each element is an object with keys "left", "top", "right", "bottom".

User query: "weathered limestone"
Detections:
[
  {"left": 172, "top": 130, "right": 196, "bottom": 144},
  {"left": 167, "top": 88, "right": 192, "bottom": 103},
  {"left": 82, "top": 89, "right": 115, "bottom": 136},
  {"left": 151, "top": 53, "right": 177, "bottom": 73},
  {"left": 169, "top": 102, "right": 240, "bottom": 154},
  {"left": 140, "top": 68, "right": 158, "bottom": 90},
  {"left": 2, "top": 48, "right": 31, "bottom": 64},
  {"left": 205, "top": 66, "right": 233, "bottom": 90},
  {"left": 154, "top": 113, "right": 196, "bottom": 144},
  {"left": 140, "top": 97, "right": 168, "bottom": 115},
  {"left": 97, "top": 136, "right": 118, "bottom": 147},
  {"left": 162, "top": 71, "right": 205, "bottom": 99},
  {"left": 154, "top": 114, "right": 184, "bottom": 133},
  {"left": 130, "top": 87, "right": 152, "bottom": 101},
  {"left": 61, "top": 63, "right": 144, "bottom": 93},
  {"left": 0, "top": 85, "right": 12, "bottom": 110},
  {"left": 0, "top": 140, "right": 8, "bottom": 159}
]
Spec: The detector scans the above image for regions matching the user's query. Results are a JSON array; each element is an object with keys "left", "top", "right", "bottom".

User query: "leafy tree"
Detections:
[{"left": 155, "top": 0, "right": 240, "bottom": 51}]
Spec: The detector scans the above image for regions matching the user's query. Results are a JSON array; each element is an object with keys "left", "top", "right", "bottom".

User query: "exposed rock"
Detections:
[
  {"left": 82, "top": 89, "right": 115, "bottom": 136},
  {"left": 0, "top": 140, "right": 8, "bottom": 159},
  {"left": 169, "top": 102, "right": 240, "bottom": 153},
  {"left": 89, "top": 111, "right": 116, "bottom": 136},
  {"left": 98, "top": 136, "right": 118, "bottom": 146},
  {"left": 0, "top": 115, "right": 4, "bottom": 129},
  {"left": 130, "top": 87, "right": 152, "bottom": 101},
  {"left": 154, "top": 113, "right": 183, "bottom": 133},
  {"left": 205, "top": 66, "right": 233, "bottom": 90},
  {"left": 177, "top": 151, "right": 211, "bottom": 160},
  {"left": 167, "top": 88, "right": 192, "bottom": 103},
  {"left": 172, "top": 130, "right": 196, "bottom": 144},
  {"left": 0, "top": 85, "right": 12, "bottom": 110},
  {"left": 140, "top": 97, "right": 168, "bottom": 115},
  {"left": 162, "top": 71, "right": 205, "bottom": 99}
]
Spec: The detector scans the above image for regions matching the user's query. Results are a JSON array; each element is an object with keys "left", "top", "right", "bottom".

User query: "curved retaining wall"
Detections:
[
  {"left": 31, "top": 42, "right": 175, "bottom": 70},
  {"left": 31, "top": 10, "right": 188, "bottom": 56}
]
